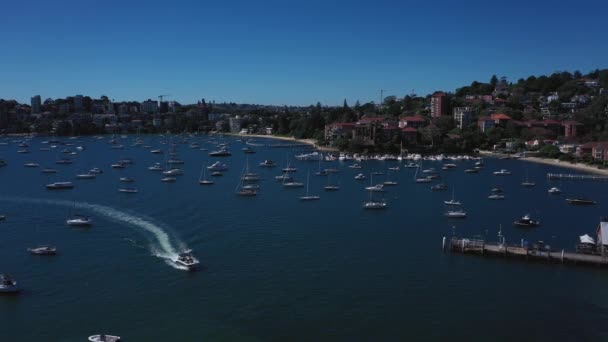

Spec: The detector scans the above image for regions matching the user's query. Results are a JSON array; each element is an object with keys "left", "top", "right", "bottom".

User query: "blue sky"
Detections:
[{"left": 1, "top": 0, "right": 607, "bottom": 106}]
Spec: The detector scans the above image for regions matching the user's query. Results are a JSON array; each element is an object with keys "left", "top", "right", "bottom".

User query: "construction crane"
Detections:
[{"left": 157, "top": 94, "right": 170, "bottom": 103}]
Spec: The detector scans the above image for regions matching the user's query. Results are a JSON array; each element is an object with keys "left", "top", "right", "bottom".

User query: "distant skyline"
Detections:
[{"left": 1, "top": 0, "right": 607, "bottom": 106}]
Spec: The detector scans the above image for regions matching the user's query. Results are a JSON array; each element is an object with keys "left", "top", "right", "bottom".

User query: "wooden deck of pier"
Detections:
[
  {"left": 547, "top": 173, "right": 608, "bottom": 181},
  {"left": 448, "top": 237, "right": 608, "bottom": 266}
]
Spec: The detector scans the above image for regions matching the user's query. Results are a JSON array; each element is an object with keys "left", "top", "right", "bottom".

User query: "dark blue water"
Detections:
[{"left": 1, "top": 135, "right": 608, "bottom": 341}]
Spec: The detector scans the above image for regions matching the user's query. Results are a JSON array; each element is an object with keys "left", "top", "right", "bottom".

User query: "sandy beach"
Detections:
[
  {"left": 225, "top": 133, "right": 339, "bottom": 152},
  {"left": 479, "top": 151, "right": 608, "bottom": 176}
]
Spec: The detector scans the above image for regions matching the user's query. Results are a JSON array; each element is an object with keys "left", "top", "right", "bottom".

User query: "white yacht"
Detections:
[
  {"left": 46, "top": 182, "right": 74, "bottom": 190},
  {"left": 119, "top": 177, "right": 134, "bottom": 183},
  {"left": 24, "top": 162, "right": 39, "bottom": 167},
  {"left": 162, "top": 168, "right": 183, "bottom": 176},
  {"left": 66, "top": 215, "right": 93, "bottom": 227},
  {"left": 148, "top": 163, "right": 164, "bottom": 171},
  {"left": 354, "top": 173, "right": 366, "bottom": 180},
  {"left": 27, "top": 245, "right": 57, "bottom": 255},
  {"left": 207, "top": 161, "right": 228, "bottom": 171},
  {"left": 444, "top": 210, "right": 467, "bottom": 218},
  {"left": 493, "top": 169, "right": 511, "bottom": 175},
  {"left": 0, "top": 274, "right": 19, "bottom": 293},
  {"left": 88, "top": 334, "right": 122, "bottom": 342},
  {"left": 365, "top": 184, "right": 385, "bottom": 192},
  {"left": 90, "top": 168, "right": 103, "bottom": 174},
  {"left": 548, "top": 187, "right": 562, "bottom": 194},
  {"left": 161, "top": 177, "right": 177, "bottom": 182},
  {"left": 362, "top": 200, "right": 387, "bottom": 209},
  {"left": 76, "top": 173, "right": 96, "bottom": 179},
  {"left": 488, "top": 194, "right": 505, "bottom": 200},
  {"left": 118, "top": 188, "right": 138, "bottom": 193}
]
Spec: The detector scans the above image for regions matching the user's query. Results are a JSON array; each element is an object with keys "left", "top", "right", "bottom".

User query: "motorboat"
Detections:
[
  {"left": 548, "top": 187, "right": 562, "bottom": 194},
  {"left": 513, "top": 214, "right": 541, "bottom": 227},
  {"left": 431, "top": 183, "right": 448, "bottom": 191},
  {"left": 324, "top": 185, "right": 340, "bottom": 191},
  {"left": 444, "top": 199, "right": 462, "bottom": 206},
  {"left": 161, "top": 177, "right": 177, "bottom": 182},
  {"left": 66, "top": 215, "right": 93, "bottom": 226},
  {"left": 282, "top": 167, "right": 297, "bottom": 173},
  {"left": 0, "top": 274, "right": 19, "bottom": 293},
  {"left": 299, "top": 195, "right": 320, "bottom": 201},
  {"left": 207, "top": 162, "right": 228, "bottom": 171},
  {"left": 383, "top": 181, "right": 398, "bottom": 186},
  {"left": 491, "top": 188, "right": 504, "bottom": 193},
  {"left": 209, "top": 148, "right": 231, "bottom": 157},
  {"left": 275, "top": 174, "right": 292, "bottom": 181},
  {"left": 148, "top": 163, "right": 164, "bottom": 171},
  {"left": 111, "top": 163, "right": 126, "bottom": 169},
  {"left": 76, "top": 173, "right": 96, "bottom": 179},
  {"left": 566, "top": 198, "right": 596, "bottom": 205},
  {"left": 362, "top": 200, "right": 387, "bottom": 209},
  {"left": 365, "top": 184, "right": 385, "bottom": 192},
  {"left": 46, "top": 182, "right": 74, "bottom": 190},
  {"left": 259, "top": 160, "right": 276, "bottom": 167},
  {"left": 27, "top": 245, "right": 57, "bottom": 255},
  {"left": 118, "top": 188, "right": 138, "bottom": 193},
  {"left": 349, "top": 163, "right": 362, "bottom": 169},
  {"left": 237, "top": 188, "right": 258, "bottom": 196},
  {"left": 444, "top": 210, "right": 467, "bottom": 218},
  {"left": 41, "top": 168, "right": 57, "bottom": 173},
  {"left": 493, "top": 169, "right": 511, "bottom": 175},
  {"left": 521, "top": 181, "right": 536, "bottom": 187},
  {"left": 488, "top": 194, "right": 505, "bottom": 200},
  {"left": 90, "top": 168, "right": 103, "bottom": 174},
  {"left": 295, "top": 152, "right": 322, "bottom": 161},
  {"left": 167, "top": 158, "right": 185, "bottom": 165},
  {"left": 150, "top": 149, "right": 163, "bottom": 154},
  {"left": 283, "top": 181, "right": 304, "bottom": 188},
  {"left": 88, "top": 334, "right": 122, "bottom": 342},
  {"left": 24, "top": 162, "right": 39, "bottom": 167},
  {"left": 242, "top": 173, "right": 261, "bottom": 182},
  {"left": 174, "top": 251, "right": 200, "bottom": 271},
  {"left": 162, "top": 168, "right": 183, "bottom": 176},
  {"left": 242, "top": 147, "right": 256, "bottom": 154},
  {"left": 464, "top": 168, "right": 479, "bottom": 173},
  {"left": 415, "top": 177, "right": 432, "bottom": 183},
  {"left": 211, "top": 171, "right": 223, "bottom": 177},
  {"left": 119, "top": 177, "right": 134, "bottom": 183},
  {"left": 354, "top": 173, "right": 366, "bottom": 180}
]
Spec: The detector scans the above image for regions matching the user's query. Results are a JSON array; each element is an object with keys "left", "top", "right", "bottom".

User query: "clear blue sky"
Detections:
[{"left": 1, "top": 0, "right": 607, "bottom": 106}]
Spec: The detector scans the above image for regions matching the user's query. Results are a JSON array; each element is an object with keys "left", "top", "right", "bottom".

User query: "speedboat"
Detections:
[
  {"left": 41, "top": 168, "right": 57, "bottom": 173},
  {"left": 299, "top": 195, "right": 321, "bottom": 201},
  {"left": 90, "top": 168, "right": 103, "bottom": 174},
  {"left": 120, "top": 177, "right": 134, "bottom": 183},
  {"left": 88, "top": 334, "right": 122, "bottom": 342},
  {"left": 431, "top": 183, "right": 448, "bottom": 191},
  {"left": 488, "top": 194, "right": 505, "bottom": 200},
  {"left": 0, "top": 274, "right": 19, "bottom": 293},
  {"left": 76, "top": 173, "right": 96, "bottom": 179},
  {"left": 27, "top": 245, "right": 57, "bottom": 255},
  {"left": 493, "top": 169, "right": 511, "bottom": 175},
  {"left": 46, "top": 182, "right": 74, "bottom": 190},
  {"left": 174, "top": 251, "right": 200, "bottom": 271},
  {"left": 362, "top": 200, "right": 387, "bottom": 209},
  {"left": 354, "top": 173, "right": 366, "bottom": 180},
  {"left": 548, "top": 187, "right": 562, "bottom": 194},
  {"left": 66, "top": 215, "right": 92, "bottom": 226},
  {"left": 444, "top": 210, "right": 467, "bottom": 218},
  {"left": 513, "top": 214, "right": 541, "bottom": 227},
  {"left": 207, "top": 162, "right": 228, "bottom": 171},
  {"left": 161, "top": 177, "right": 177, "bottom": 182},
  {"left": 24, "top": 162, "right": 39, "bottom": 167},
  {"left": 566, "top": 198, "right": 596, "bottom": 205}
]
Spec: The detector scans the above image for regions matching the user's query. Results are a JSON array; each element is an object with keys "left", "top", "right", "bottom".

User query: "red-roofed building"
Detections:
[
  {"left": 401, "top": 127, "right": 418, "bottom": 144},
  {"left": 430, "top": 91, "right": 448, "bottom": 118},
  {"left": 398, "top": 115, "right": 426, "bottom": 129},
  {"left": 357, "top": 117, "right": 385, "bottom": 125}
]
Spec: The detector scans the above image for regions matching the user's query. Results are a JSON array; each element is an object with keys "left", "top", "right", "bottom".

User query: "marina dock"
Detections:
[
  {"left": 547, "top": 173, "right": 608, "bottom": 181},
  {"left": 446, "top": 237, "right": 608, "bottom": 266}
]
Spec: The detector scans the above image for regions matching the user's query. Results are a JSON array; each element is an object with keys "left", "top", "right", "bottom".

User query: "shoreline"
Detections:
[
  {"left": 224, "top": 133, "right": 339, "bottom": 152},
  {"left": 479, "top": 151, "right": 608, "bottom": 176}
]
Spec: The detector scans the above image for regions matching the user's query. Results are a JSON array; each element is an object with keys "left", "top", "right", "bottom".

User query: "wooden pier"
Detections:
[
  {"left": 547, "top": 173, "right": 608, "bottom": 181},
  {"left": 446, "top": 237, "right": 608, "bottom": 266}
]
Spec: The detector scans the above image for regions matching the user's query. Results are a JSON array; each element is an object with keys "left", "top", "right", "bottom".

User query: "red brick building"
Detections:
[{"left": 430, "top": 91, "right": 448, "bottom": 118}]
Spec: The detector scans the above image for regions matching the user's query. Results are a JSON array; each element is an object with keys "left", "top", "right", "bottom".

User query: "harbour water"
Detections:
[{"left": 1, "top": 135, "right": 608, "bottom": 341}]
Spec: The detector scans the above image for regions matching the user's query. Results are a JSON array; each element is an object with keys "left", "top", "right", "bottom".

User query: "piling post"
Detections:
[
  {"left": 561, "top": 249, "right": 564, "bottom": 263},
  {"left": 442, "top": 236, "right": 446, "bottom": 252}
]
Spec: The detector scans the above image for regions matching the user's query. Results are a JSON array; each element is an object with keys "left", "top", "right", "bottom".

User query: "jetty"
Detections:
[
  {"left": 445, "top": 236, "right": 608, "bottom": 266},
  {"left": 547, "top": 173, "right": 608, "bottom": 181}
]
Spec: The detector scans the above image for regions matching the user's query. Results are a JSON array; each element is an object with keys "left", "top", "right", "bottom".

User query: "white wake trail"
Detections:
[{"left": 0, "top": 196, "right": 188, "bottom": 268}]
